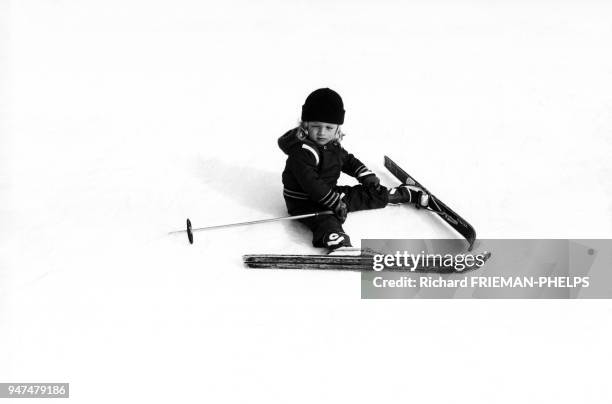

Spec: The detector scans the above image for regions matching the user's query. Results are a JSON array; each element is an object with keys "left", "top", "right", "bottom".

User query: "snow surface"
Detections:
[{"left": 2, "top": 1, "right": 612, "bottom": 403}]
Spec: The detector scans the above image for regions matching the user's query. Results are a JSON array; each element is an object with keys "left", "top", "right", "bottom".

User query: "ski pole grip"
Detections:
[{"left": 186, "top": 218, "right": 194, "bottom": 244}]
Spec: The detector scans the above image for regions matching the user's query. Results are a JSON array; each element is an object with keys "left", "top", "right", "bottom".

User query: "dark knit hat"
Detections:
[{"left": 301, "top": 88, "right": 345, "bottom": 125}]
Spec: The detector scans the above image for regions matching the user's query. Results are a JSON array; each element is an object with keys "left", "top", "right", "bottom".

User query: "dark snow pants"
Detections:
[{"left": 284, "top": 184, "right": 389, "bottom": 248}]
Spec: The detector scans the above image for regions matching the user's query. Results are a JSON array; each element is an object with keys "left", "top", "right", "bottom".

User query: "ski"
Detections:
[
  {"left": 243, "top": 251, "right": 490, "bottom": 272},
  {"left": 384, "top": 155, "right": 477, "bottom": 251}
]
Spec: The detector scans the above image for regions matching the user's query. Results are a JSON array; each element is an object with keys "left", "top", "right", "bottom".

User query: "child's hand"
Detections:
[
  {"left": 360, "top": 174, "right": 380, "bottom": 189},
  {"left": 334, "top": 201, "right": 348, "bottom": 223}
]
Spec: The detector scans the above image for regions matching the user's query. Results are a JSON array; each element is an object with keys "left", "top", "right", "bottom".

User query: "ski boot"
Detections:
[
  {"left": 324, "top": 231, "right": 352, "bottom": 250},
  {"left": 388, "top": 185, "right": 430, "bottom": 208}
]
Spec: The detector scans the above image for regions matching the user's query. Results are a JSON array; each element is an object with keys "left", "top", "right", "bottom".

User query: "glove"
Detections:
[
  {"left": 333, "top": 200, "right": 348, "bottom": 223},
  {"left": 360, "top": 174, "right": 380, "bottom": 189}
]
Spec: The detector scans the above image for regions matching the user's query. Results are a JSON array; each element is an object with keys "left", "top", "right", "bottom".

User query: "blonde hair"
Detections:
[{"left": 297, "top": 121, "right": 345, "bottom": 143}]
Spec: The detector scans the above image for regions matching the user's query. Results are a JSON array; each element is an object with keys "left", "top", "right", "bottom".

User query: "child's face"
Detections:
[{"left": 305, "top": 121, "right": 339, "bottom": 146}]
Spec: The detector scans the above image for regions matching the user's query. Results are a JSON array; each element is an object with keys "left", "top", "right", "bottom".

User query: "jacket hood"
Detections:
[{"left": 278, "top": 128, "right": 302, "bottom": 155}]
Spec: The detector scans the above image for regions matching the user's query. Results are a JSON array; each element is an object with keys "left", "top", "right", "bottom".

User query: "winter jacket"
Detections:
[{"left": 278, "top": 128, "right": 375, "bottom": 210}]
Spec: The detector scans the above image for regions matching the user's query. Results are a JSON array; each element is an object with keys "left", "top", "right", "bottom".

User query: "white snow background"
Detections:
[{"left": 2, "top": 0, "right": 612, "bottom": 403}]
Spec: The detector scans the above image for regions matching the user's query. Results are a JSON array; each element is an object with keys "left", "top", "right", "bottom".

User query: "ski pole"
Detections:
[{"left": 170, "top": 211, "right": 334, "bottom": 244}]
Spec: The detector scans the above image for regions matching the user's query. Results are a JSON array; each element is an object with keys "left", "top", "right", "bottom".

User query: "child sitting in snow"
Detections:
[{"left": 278, "top": 88, "right": 429, "bottom": 250}]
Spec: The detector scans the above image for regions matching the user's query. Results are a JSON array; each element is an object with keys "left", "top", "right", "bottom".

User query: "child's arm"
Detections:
[
  {"left": 286, "top": 147, "right": 345, "bottom": 212},
  {"left": 340, "top": 149, "right": 380, "bottom": 187}
]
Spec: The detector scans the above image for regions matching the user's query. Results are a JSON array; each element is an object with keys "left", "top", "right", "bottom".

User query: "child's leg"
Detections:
[
  {"left": 338, "top": 184, "right": 389, "bottom": 213},
  {"left": 299, "top": 214, "right": 351, "bottom": 248},
  {"left": 301, "top": 184, "right": 387, "bottom": 248},
  {"left": 285, "top": 197, "right": 351, "bottom": 248}
]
